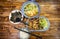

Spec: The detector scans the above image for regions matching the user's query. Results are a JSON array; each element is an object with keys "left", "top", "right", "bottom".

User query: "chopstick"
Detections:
[{"left": 14, "top": 27, "right": 42, "bottom": 39}]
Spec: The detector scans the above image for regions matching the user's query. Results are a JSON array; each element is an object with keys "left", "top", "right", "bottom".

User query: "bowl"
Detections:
[
  {"left": 19, "top": 28, "right": 30, "bottom": 39},
  {"left": 21, "top": 1, "right": 40, "bottom": 19},
  {"left": 9, "top": 10, "right": 23, "bottom": 24}
]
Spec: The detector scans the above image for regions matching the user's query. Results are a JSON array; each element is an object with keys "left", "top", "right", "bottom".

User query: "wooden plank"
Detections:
[{"left": 0, "top": 0, "right": 60, "bottom": 39}]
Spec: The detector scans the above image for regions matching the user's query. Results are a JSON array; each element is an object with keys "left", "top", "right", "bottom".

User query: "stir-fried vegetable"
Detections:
[
  {"left": 39, "top": 18, "right": 48, "bottom": 29},
  {"left": 24, "top": 3, "right": 38, "bottom": 17},
  {"left": 10, "top": 12, "right": 22, "bottom": 23}
]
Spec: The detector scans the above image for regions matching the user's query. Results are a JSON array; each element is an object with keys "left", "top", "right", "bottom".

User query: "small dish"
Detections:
[{"left": 9, "top": 10, "right": 23, "bottom": 24}]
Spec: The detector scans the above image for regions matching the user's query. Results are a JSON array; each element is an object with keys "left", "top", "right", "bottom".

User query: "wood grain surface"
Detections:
[{"left": 0, "top": 0, "right": 60, "bottom": 39}]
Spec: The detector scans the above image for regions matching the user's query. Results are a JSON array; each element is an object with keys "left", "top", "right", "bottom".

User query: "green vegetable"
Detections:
[{"left": 39, "top": 18, "right": 48, "bottom": 29}]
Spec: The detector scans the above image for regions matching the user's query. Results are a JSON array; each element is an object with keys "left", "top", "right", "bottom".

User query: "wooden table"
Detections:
[{"left": 0, "top": 0, "right": 60, "bottom": 39}]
